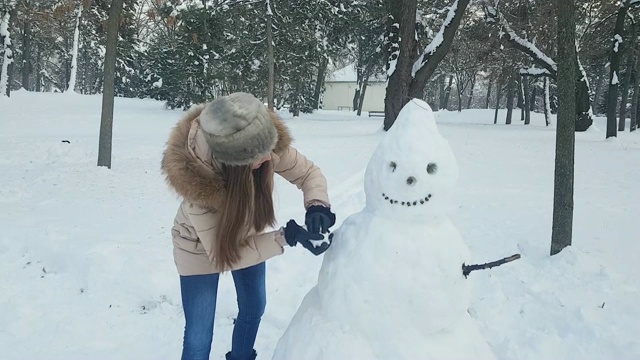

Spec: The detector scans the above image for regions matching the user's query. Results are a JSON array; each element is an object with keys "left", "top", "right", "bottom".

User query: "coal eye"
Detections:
[
  {"left": 427, "top": 163, "right": 438, "bottom": 175},
  {"left": 389, "top": 161, "right": 397, "bottom": 172}
]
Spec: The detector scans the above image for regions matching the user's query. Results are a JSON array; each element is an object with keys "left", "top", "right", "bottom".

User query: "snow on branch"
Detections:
[
  {"left": 485, "top": 3, "right": 558, "bottom": 78},
  {"left": 613, "top": 34, "right": 623, "bottom": 53},
  {"left": 519, "top": 67, "right": 551, "bottom": 77},
  {"left": 412, "top": 0, "right": 463, "bottom": 77}
]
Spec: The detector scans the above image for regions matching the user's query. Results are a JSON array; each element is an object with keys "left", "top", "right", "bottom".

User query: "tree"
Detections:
[
  {"left": 97, "top": 0, "right": 123, "bottom": 169},
  {"left": 66, "top": 2, "right": 83, "bottom": 93},
  {"left": 505, "top": 74, "right": 515, "bottom": 125},
  {"left": 605, "top": 0, "right": 636, "bottom": 138},
  {"left": 266, "top": 0, "right": 274, "bottom": 110},
  {"left": 351, "top": 1, "right": 387, "bottom": 115},
  {"left": 551, "top": 0, "right": 576, "bottom": 256},
  {"left": 618, "top": 21, "right": 637, "bottom": 131},
  {"left": 485, "top": 1, "right": 593, "bottom": 132},
  {"left": 384, "top": 0, "right": 471, "bottom": 130},
  {"left": 544, "top": 76, "right": 552, "bottom": 126},
  {"left": 1, "top": 0, "right": 17, "bottom": 97}
]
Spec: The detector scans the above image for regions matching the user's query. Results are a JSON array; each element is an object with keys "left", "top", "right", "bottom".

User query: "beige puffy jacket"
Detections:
[{"left": 162, "top": 105, "right": 330, "bottom": 275}]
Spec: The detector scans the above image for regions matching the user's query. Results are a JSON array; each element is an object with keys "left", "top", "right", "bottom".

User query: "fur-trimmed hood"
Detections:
[{"left": 161, "top": 104, "right": 292, "bottom": 209}]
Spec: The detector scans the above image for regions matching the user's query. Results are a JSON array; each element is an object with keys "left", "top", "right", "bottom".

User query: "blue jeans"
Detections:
[{"left": 180, "top": 262, "right": 266, "bottom": 360}]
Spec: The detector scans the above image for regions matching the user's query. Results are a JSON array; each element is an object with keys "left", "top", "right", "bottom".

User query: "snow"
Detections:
[
  {"left": 386, "top": 56, "right": 398, "bottom": 77},
  {"left": 612, "top": 71, "right": 619, "bottom": 85},
  {"left": 412, "top": 0, "right": 460, "bottom": 77},
  {"left": 519, "top": 67, "right": 550, "bottom": 76},
  {"left": 273, "top": 100, "right": 495, "bottom": 359},
  {"left": 1, "top": 93, "right": 640, "bottom": 360},
  {"left": 614, "top": 34, "right": 623, "bottom": 53}
]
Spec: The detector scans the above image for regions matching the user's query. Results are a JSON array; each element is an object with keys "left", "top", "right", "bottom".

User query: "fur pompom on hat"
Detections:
[{"left": 199, "top": 92, "right": 278, "bottom": 166}]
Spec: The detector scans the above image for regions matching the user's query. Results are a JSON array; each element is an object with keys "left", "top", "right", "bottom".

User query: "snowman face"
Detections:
[
  {"left": 381, "top": 159, "right": 438, "bottom": 207},
  {"left": 363, "top": 100, "right": 458, "bottom": 219}
]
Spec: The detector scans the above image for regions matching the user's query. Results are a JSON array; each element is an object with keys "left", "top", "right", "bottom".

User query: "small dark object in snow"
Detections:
[
  {"left": 462, "top": 254, "right": 521, "bottom": 278},
  {"left": 61, "top": 140, "right": 71, "bottom": 144},
  {"left": 601, "top": 302, "right": 605, "bottom": 309}
]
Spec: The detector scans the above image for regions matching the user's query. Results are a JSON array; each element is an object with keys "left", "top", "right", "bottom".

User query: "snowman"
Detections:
[{"left": 272, "top": 99, "right": 496, "bottom": 360}]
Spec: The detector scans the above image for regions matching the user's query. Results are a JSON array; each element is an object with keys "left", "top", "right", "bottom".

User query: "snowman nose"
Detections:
[{"left": 406, "top": 176, "right": 417, "bottom": 186}]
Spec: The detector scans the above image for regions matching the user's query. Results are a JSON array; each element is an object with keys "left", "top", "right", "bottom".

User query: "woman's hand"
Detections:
[
  {"left": 305, "top": 205, "right": 336, "bottom": 234},
  {"left": 284, "top": 220, "right": 332, "bottom": 255}
]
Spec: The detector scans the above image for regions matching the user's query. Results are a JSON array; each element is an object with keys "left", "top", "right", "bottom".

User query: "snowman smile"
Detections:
[{"left": 382, "top": 193, "right": 432, "bottom": 207}]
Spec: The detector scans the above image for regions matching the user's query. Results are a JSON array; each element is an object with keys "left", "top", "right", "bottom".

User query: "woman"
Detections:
[{"left": 161, "top": 92, "right": 336, "bottom": 360}]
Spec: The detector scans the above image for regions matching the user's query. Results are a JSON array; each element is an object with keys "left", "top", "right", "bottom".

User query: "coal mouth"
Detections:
[{"left": 382, "top": 193, "right": 432, "bottom": 207}]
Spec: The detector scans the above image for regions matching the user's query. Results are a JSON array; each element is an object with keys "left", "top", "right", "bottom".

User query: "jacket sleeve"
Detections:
[
  {"left": 186, "top": 203, "right": 287, "bottom": 271},
  {"left": 274, "top": 146, "right": 331, "bottom": 208}
]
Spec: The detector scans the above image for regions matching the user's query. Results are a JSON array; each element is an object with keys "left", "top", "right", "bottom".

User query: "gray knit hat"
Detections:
[{"left": 199, "top": 92, "right": 277, "bottom": 166}]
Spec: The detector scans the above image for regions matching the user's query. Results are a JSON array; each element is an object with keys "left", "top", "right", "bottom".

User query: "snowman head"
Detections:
[{"left": 364, "top": 99, "right": 458, "bottom": 220}]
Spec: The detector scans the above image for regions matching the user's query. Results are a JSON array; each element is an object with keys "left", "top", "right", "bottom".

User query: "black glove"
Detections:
[
  {"left": 305, "top": 205, "right": 336, "bottom": 234},
  {"left": 284, "top": 220, "right": 332, "bottom": 255}
]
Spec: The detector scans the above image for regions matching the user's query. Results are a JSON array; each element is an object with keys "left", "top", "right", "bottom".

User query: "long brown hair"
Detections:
[{"left": 215, "top": 161, "right": 276, "bottom": 271}]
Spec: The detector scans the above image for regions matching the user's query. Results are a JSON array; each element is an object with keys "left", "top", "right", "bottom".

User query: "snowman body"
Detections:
[{"left": 273, "top": 100, "right": 496, "bottom": 360}]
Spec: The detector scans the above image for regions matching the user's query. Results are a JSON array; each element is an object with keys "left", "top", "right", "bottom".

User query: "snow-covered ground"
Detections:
[{"left": 1, "top": 91, "right": 638, "bottom": 359}]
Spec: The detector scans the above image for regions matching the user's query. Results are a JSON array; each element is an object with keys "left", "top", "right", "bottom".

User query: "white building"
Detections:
[{"left": 321, "top": 64, "right": 386, "bottom": 112}]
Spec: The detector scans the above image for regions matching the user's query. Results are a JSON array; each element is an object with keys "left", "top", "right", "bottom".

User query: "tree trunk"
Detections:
[
  {"left": 524, "top": 75, "right": 531, "bottom": 124},
  {"left": 456, "top": 81, "right": 463, "bottom": 112},
  {"left": 466, "top": 73, "right": 476, "bottom": 109},
  {"left": 619, "top": 23, "right": 637, "bottom": 131},
  {"left": 517, "top": 76, "right": 525, "bottom": 121},
  {"left": 486, "top": 79, "right": 493, "bottom": 109},
  {"left": 438, "top": 74, "right": 446, "bottom": 109},
  {"left": 551, "top": 0, "right": 576, "bottom": 256},
  {"left": 494, "top": 80, "right": 502, "bottom": 124},
  {"left": 266, "top": 3, "right": 274, "bottom": 110},
  {"left": 313, "top": 57, "right": 328, "bottom": 110},
  {"left": 0, "top": 8, "right": 16, "bottom": 97},
  {"left": 292, "top": 78, "right": 301, "bottom": 117},
  {"left": 443, "top": 75, "right": 453, "bottom": 109},
  {"left": 383, "top": 0, "right": 417, "bottom": 130},
  {"left": 544, "top": 77, "right": 551, "bottom": 126},
  {"left": 97, "top": 0, "right": 124, "bottom": 169},
  {"left": 606, "top": 2, "right": 629, "bottom": 138},
  {"left": 353, "top": 66, "right": 363, "bottom": 110},
  {"left": 530, "top": 82, "right": 537, "bottom": 111},
  {"left": 593, "top": 71, "right": 603, "bottom": 113},
  {"left": 506, "top": 76, "right": 515, "bottom": 124},
  {"left": 82, "top": 43, "right": 89, "bottom": 94},
  {"left": 575, "top": 56, "right": 593, "bottom": 131},
  {"left": 21, "top": 15, "right": 31, "bottom": 91},
  {"left": 35, "top": 43, "right": 41, "bottom": 92},
  {"left": 67, "top": 4, "right": 83, "bottom": 93},
  {"left": 357, "top": 77, "right": 369, "bottom": 116},
  {"left": 631, "top": 47, "right": 640, "bottom": 131}
]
